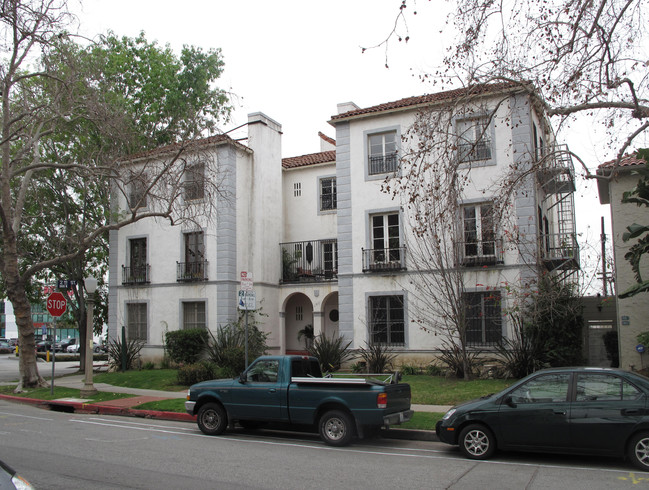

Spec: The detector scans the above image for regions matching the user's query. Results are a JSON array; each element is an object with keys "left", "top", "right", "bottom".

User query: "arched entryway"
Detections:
[
  {"left": 320, "top": 292, "right": 339, "bottom": 339},
  {"left": 283, "top": 293, "right": 314, "bottom": 354}
]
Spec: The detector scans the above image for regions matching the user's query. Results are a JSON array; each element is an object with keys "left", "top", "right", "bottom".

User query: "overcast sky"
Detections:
[{"left": 77, "top": 0, "right": 627, "bottom": 291}]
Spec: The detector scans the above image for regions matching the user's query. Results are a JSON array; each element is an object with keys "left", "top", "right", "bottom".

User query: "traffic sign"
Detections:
[
  {"left": 238, "top": 290, "right": 256, "bottom": 310},
  {"left": 46, "top": 292, "right": 67, "bottom": 317},
  {"left": 240, "top": 271, "right": 253, "bottom": 291}
]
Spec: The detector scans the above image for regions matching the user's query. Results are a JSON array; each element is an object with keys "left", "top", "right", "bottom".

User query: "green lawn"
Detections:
[
  {"left": 94, "top": 369, "right": 186, "bottom": 392},
  {"left": 402, "top": 375, "right": 514, "bottom": 405},
  {"left": 0, "top": 384, "right": 135, "bottom": 403}
]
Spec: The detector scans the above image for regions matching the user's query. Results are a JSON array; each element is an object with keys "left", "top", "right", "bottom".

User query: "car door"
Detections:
[
  {"left": 229, "top": 359, "right": 287, "bottom": 421},
  {"left": 497, "top": 372, "right": 571, "bottom": 450},
  {"left": 569, "top": 372, "right": 647, "bottom": 454}
]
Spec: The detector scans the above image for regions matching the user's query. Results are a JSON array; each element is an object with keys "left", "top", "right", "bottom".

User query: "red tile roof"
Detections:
[
  {"left": 120, "top": 134, "right": 248, "bottom": 163},
  {"left": 318, "top": 131, "right": 336, "bottom": 146},
  {"left": 598, "top": 154, "right": 646, "bottom": 170},
  {"left": 330, "top": 81, "right": 523, "bottom": 121},
  {"left": 282, "top": 150, "right": 336, "bottom": 169}
]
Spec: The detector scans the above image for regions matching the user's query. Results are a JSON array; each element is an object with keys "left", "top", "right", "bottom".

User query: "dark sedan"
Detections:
[{"left": 436, "top": 367, "right": 649, "bottom": 470}]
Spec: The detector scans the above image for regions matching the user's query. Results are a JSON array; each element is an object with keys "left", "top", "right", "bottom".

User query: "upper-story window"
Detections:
[
  {"left": 456, "top": 117, "right": 492, "bottom": 163},
  {"left": 124, "top": 237, "right": 149, "bottom": 284},
  {"left": 293, "top": 182, "right": 301, "bottom": 197},
  {"left": 320, "top": 177, "right": 337, "bottom": 211},
  {"left": 462, "top": 203, "right": 496, "bottom": 264},
  {"left": 128, "top": 171, "right": 148, "bottom": 210},
  {"left": 368, "top": 131, "right": 398, "bottom": 175},
  {"left": 184, "top": 162, "right": 205, "bottom": 201},
  {"left": 178, "top": 230, "right": 207, "bottom": 281}
]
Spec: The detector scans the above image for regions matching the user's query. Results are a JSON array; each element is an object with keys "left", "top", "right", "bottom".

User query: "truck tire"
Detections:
[
  {"left": 319, "top": 410, "right": 354, "bottom": 446},
  {"left": 197, "top": 402, "right": 227, "bottom": 436}
]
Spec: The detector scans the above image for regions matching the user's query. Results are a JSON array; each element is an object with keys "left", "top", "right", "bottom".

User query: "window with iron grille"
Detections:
[
  {"left": 464, "top": 291, "right": 502, "bottom": 346},
  {"left": 127, "top": 303, "right": 147, "bottom": 341},
  {"left": 320, "top": 177, "right": 337, "bottom": 211},
  {"left": 368, "top": 131, "right": 398, "bottom": 175},
  {"left": 293, "top": 182, "right": 301, "bottom": 197},
  {"left": 369, "top": 295, "right": 405, "bottom": 346},
  {"left": 462, "top": 203, "right": 495, "bottom": 258},
  {"left": 184, "top": 162, "right": 205, "bottom": 201},
  {"left": 183, "top": 301, "right": 206, "bottom": 329},
  {"left": 456, "top": 117, "right": 492, "bottom": 162}
]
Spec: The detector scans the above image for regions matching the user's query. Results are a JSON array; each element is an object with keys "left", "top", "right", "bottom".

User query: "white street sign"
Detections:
[
  {"left": 240, "top": 271, "right": 253, "bottom": 291},
  {"left": 238, "top": 290, "right": 256, "bottom": 310}
]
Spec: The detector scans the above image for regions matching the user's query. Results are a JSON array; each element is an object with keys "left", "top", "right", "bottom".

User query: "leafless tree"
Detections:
[{"left": 0, "top": 1, "right": 228, "bottom": 390}]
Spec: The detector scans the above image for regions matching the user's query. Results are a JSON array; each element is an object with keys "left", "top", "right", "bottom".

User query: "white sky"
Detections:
[{"left": 76, "top": 0, "right": 625, "bottom": 291}]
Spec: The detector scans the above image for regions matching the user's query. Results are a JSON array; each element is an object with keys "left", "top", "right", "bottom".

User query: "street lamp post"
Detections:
[{"left": 80, "top": 277, "right": 98, "bottom": 398}]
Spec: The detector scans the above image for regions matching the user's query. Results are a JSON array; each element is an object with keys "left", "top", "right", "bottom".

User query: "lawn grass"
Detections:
[
  {"left": 0, "top": 384, "right": 134, "bottom": 403},
  {"left": 403, "top": 375, "right": 515, "bottom": 405},
  {"left": 93, "top": 369, "right": 186, "bottom": 392},
  {"left": 399, "top": 411, "right": 444, "bottom": 430},
  {"left": 135, "top": 398, "right": 186, "bottom": 412}
]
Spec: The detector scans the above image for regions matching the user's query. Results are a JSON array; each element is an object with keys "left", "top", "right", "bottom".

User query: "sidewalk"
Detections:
[{"left": 0, "top": 369, "right": 449, "bottom": 441}]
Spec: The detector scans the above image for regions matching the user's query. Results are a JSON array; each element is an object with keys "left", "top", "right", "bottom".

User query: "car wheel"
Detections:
[
  {"left": 197, "top": 402, "right": 227, "bottom": 436},
  {"left": 319, "top": 410, "right": 354, "bottom": 446},
  {"left": 629, "top": 432, "right": 649, "bottom": 470},
  {"left": 458, "top": 424, "right": 496, "bottom": 460}
]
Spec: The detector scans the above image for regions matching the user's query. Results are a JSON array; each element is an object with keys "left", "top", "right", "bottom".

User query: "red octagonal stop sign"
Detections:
[{"left": 46, "top": 292, "right": 67, "bottom": 317}]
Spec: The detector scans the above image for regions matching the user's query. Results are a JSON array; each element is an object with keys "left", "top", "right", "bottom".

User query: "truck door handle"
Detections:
[
  {"left": 623, "top": 409, "right": 640, "bottom": 415},
  {"left": 269, "top": 388, "right": 277, "bottom": 393},
  {"left": 553, "top": 410, "right": 566, "bottom": 415}
]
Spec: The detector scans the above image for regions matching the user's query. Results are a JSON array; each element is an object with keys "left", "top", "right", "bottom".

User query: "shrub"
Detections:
[
  {"left": 438, "top": 343, "right": 483, "bottom": 379},
  {"left": 308, "top": 334, "right": 355, "bottom": 373},
  {"left": 357, "top": 342, "right": 397, "bottom": 373},
  {"left": 400, "top": 364, "right": 420, "bottom": 375},
  {"left": 164, "top": 328, "right": 209, "bottom": 365},
  {"left": 206, "top": 322, "right": 269, "bottom": 377},
  {"left": 177, "top": 361, "right": 221, "bottom": 385},
  {"left": 351, "top": 362, "right": 366, "bottom": 373},
  {"left": 142, "top": 361, "right": 156, "bottom": 370},
  {"left": 492, "top": 318, "right": 542, "bottom": 378},
  {"left": 425, "top": 364, "right": 444, "bottom": 376},
  {"left": 107, "top": 336, "right": 144, "bottom": 371}
]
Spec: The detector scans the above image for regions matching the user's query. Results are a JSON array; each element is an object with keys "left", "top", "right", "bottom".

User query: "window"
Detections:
[
  {"left": 369, "top": 295, "right": 405, "bottom": 346},
  {"left": 462, "top": 203, "right": 496, "bottom": 262},
  {"left": 322, "top": 240, "right": 338, "bottom": 274},
  {"left": 128, "top": 171, "right": 148, "bottom": 209},
  {"left": 293, "top": 182, "right": 301, "bottom": 197},
  {"left": 246, "top": 359, "right": 279, "bottom": 383},
  {"left": 509, "top": 373, "right": 570, "bottom": 404},
  {"left": 127, "top": 303, "right": 147, "bottom": 341},
  {"left": 183, "top": 301, "right": 206, "bottom": 329},
  {"left": 320, "top": 177, "right": 337, "bottom": 211},
  {"left": 464, "top": 291, "right": 502, "bottom": 346},
  {"left": 368, "top": 131, "right": 398, "bottom": 175},
  {"left": 576, "top": 374, "right": 643, "bottom": 402},
  {"left": 371, "top": 213, "right": 401, "bottom": 263},
  {"left": 457, "top": 117, "right": 491, "bottom": 162},
  {"left": 126, "top": 238, "right": 148, "bottom": 284},
  {"left": 180, "top": 231, "right": 205, "bottom": 280},
  {"left": 184, "top": 162, "right": 205, "bottom": 201},
  {"left": 296, "top": 305, "right": 303, "bottom": 321}
]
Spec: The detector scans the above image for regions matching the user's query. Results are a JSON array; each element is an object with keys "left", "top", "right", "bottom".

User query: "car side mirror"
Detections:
[{"left": 504, "top": 395, "right": 517, "bottom": 408}]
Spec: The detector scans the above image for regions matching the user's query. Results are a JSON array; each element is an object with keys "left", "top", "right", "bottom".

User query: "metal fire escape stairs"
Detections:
[{"left": 537, "top": 145, "right": 580, "bottom": 282}]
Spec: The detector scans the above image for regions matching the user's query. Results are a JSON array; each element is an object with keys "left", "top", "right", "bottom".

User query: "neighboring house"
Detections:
[
  {"left": 109, "top": 84, "right": 578, "bottom": 364},
  {"left": 597, "top": 155, "right": 649, "bottom": 371}
]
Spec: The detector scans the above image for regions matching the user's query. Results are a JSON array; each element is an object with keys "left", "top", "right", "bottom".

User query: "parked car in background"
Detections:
[
  {"left": 436, "top": 367, "right": 649, "bottom": 470},
  {"left": 35, "top": 340, "right": 53, "bottom": 352},
  {"left": 0, "top": 341, "right": 11, "bottom": 351},
  {"left": 55, "top": 338, "right": 77, "bottom": 352},
  {"left": 0, "top": 458, "right": 34, "bottom": 489},
  {"left": 67, "top": 341, "right": 101, "bottom": 353}
]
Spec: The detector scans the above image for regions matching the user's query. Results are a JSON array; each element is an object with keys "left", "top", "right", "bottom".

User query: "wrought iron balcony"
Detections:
[
  {"left": 122, "top": 265, "right": 150, "bottom": 285},
  {"left": 457, "top": 238, "right": 504, "bottom": 267},
  {"left": 280, "top": 239, "right": 338, "bottom": 284},
  {"left": 368, "top": 153, "right": 399, "bottom": 175},
  {"left": 177, "top": 261, "right": 209, "bottom": 282},
  {"left": 362, "top": 247, "right": 407, "bottom": 272}
]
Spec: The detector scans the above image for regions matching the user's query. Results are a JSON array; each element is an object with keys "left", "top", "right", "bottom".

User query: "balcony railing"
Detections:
[
  {"left": 122, "top": 264, "right": 150, "bottom": 285},
  {"left": 540, "top": 233, "right": 579, "bottom": 270},
  {"left": 362, "top": 247, "right": 407, "bottom": 272},
  {"left": 177, "top": 260, "right": 209, "bottom": 282},
  {"left": 281, "top": 239, "right": 338, "bottom": 284},
  {"left": 368, "top": 153, "right": 399, "bottom": 175},
  {"left": 458, "top": 139, "right": 492, "bottom": 163},
  {"left": 457, "top": 238, "right": 504, "bottom": 267}
]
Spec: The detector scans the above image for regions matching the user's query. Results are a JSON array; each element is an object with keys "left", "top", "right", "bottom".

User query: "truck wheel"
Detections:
[
  {"left": 319, "top": 410, "right": 354, "bottom": 446},
  {"left": 458, "top": 424, "right": 496, "bottom": 460},
  {"left": 197, "top": 403, "right": 227, "bottom": 436}
]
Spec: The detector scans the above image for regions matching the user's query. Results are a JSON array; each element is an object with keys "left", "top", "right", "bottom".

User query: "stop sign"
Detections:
[{"left": 46, "top": 292, "right": 67, "bottom": 317}]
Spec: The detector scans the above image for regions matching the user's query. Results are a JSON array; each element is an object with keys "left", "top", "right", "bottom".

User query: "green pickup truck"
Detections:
[{"left": 185, "top": 355, "right": 413, "bottom": 446}]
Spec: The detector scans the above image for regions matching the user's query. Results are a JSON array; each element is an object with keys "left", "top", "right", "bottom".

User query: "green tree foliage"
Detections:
[
  {"left": 164, "top": 328, "right": 209, "bottom": 365},
  {"left": 620, "top": 150, "right": 649, "bottom": 298}
]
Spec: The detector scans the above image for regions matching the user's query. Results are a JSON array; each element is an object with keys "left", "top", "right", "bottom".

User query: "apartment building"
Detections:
[{"left": 108, "top": 83, "right": 578, "bottom": 364}]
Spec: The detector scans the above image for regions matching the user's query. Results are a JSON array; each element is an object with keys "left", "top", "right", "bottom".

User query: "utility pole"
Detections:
[{"left": 600, "top": 216, "right": 609, "bottom": 297}]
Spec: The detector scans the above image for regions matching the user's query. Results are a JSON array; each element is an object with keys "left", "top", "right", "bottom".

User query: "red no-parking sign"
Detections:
[{"left": 46, "top": 292, "right": 67, "bottom": 317}]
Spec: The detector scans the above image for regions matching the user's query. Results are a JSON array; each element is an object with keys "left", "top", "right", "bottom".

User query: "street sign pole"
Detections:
[
  {"left": 245, "top": 309, "right": 249, "bottom": 369},
  {"left": 51, "top": 318, "right": 56, "bottom": 395}
]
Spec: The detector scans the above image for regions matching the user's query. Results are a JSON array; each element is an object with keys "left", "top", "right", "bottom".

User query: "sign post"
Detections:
[
  {"left": 239, "top": 272, "right": 255, "bottom": 368},
  {"left": 46, "top": 291, "right": 67, "bottom": 395}
]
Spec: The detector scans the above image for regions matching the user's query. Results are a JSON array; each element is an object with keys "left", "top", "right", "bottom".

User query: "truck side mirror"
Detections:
[{"left": 239, "top": 372, "right": 247, "bottom": 384}]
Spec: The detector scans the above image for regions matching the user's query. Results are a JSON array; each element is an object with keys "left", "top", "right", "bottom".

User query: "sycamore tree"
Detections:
[{"left": 0, "top": 0, "right": 231, "bottom": 390}]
